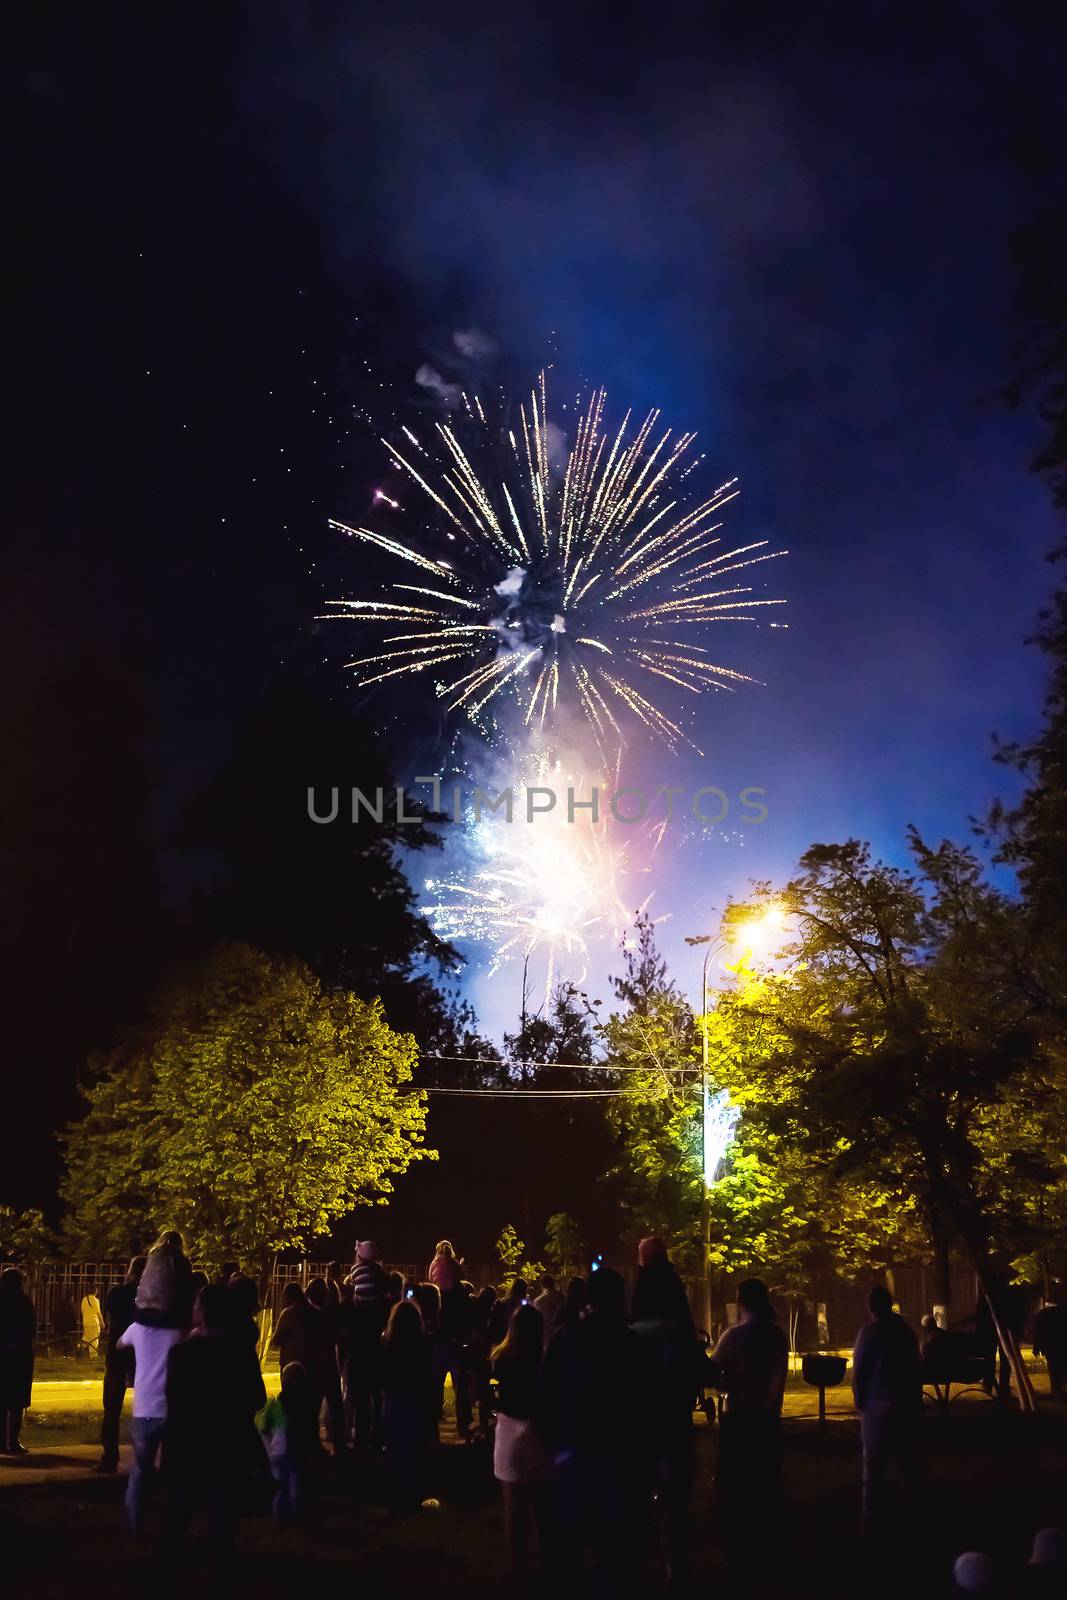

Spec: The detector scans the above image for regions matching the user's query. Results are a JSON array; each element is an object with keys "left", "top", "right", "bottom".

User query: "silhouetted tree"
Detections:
[{"left": 188, "top": 685, "right": 466, "bottom": 1050}]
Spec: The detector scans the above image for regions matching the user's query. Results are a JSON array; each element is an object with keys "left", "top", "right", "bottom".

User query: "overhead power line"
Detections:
[
  {"left": 418, "top": 1053, "right": 697, "bottom": 1075},
  {"left": 422, "top": 1086, "right": 632, "bottom": 1098}
]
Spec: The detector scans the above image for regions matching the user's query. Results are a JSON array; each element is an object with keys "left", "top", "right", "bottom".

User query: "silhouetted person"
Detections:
[
  {"left": 225, "top": 1274, "right": 260, "bottom": 1350},
  {"left": 346, "top": 1240, "right": 389, "bottom": 1449},
  {"left": 136, "top": 1230, "right": 194, "bottom": 1330},
  {"left": 490, "top": 1278, "right": 528, "bottom": 1345},
  {"left": 97, "top": 1254, "right": 146, "bottom": 1473},
  {"left": 542, "top": 1266, "right": 656, "bottom": 1598},
  {"left": 493, "top": 1302, "right": 553, "bottom": 1577},
  {"left": 556, "top": 1276, "right": 587, "bottom": 1333},
  {"left": 81, "top": 1285, "right": 104, "bottom": 1357},
  {"left": 532, "top": 1273, "right": 565, "bottom": 1336},
  {"left": 632, "top": 1237, "right": 693, "bottom": 1327},
  {"left": 437, "top": 1276, "right": 473, "bottom": 1437},
  {"left": 970, "top": 1280, "right": 1027, "bottom": 1399},
  {"left": 1024, "top": 1527, "right": 1067, "bottom": 1597},
  {"left": 427, "top": 1239, "right": 462, "bottom": 1294},
  {"left": 852, "top": 1284, "right": 922, "bottom": 1535},
  {"left": 1032, "top": 1288, "right": 1067, "bottom": 1400},
  {"left": 159, "top": 1284, "right": 266, "bottom": 1599},
  {"left": 306, "top": 1277, "right": 346, "bottom": 1454},
  {"left": 118, "top": 1290, "right": 186, "bottom": 1532},
  {"left": 466, "top": 1286, "right": 497, "bottom": 1432},
  {"left": 53, "top": 1292, "right": 79, "bottom": 1340},
  {"left": 271, "top": 1285, "right": 320, "bottom": 1458},
  {"left": 382, "top": 1298, "right": 434, "bottom": 1511},
  {"left": 257, "top": 1360, "right": 312, "bottom": 1523},
  {"left": 0, "top": 1268, "right": 36, "bottom": 1456},
  {"left": 631, "top": 1239, "right": 699, "bottom": 1595},
  {"left": 712, "top": 1278, "right": 789, "bottom": 1576}
]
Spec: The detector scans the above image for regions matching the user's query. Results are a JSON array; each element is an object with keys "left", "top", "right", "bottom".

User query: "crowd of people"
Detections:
[{"left": 1, "top": 1242, "right": 1066, "bottom": 1596}]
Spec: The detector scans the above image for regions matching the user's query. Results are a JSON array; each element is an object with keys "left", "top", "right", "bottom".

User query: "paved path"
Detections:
[
  {"left": 4, "top": 1366, "right": 1052, "bottom": 1490},
  {"left": 0, "top": 1442, "right": 131, "bottom": 1486},
  {"left": 26, "top": 1374, "right": 282, "bottom": 1413}
]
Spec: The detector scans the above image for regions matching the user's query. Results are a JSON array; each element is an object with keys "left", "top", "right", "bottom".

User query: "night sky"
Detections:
[{"left": 8, "top": 6, "right": 1067, "bottom": 1195}]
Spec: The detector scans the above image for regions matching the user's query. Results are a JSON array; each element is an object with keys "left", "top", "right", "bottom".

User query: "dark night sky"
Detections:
[{"left": 6, "top": 5, "right": 1067, "bottom": 1198}]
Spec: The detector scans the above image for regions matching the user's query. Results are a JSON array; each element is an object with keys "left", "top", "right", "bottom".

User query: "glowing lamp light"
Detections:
[
  {"left": 735, "top": 903, "right": 785, "bottom": 960},
  {"left": 702, "top": 1089, "right": 739, "bottom": 1185}
]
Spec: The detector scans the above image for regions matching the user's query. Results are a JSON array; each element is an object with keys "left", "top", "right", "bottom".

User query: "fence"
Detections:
[
  {"left": 5, "top": 1257, "right": 989, "bottom": 1349},
  {"left": 2, "top": 1259, "right": 424, "bottom": 1336}
]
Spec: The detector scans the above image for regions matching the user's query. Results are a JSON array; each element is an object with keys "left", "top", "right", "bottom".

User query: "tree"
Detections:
[
  {"left": 499, "top": 978, "right": 616, "bottom": 1251},
  {"left": 61, "top": 943, "right": 432, "bottom": 1282},
  {"left": 1004, "top": 198, "right": 1067, "bottom": 516},
  {"left": 600, "top": 915, "right": 703, "bottom": 1273},
  {"left": 986, "top": 202, "right": 1067, "bottom": 1010},
  {"left": 708, "top": 838, "right": 1053, "bottom": 1406},
  {"left": 0, "top": 666, "right": 163, "bottom": 1211},
  {"left": 190, "top": 686, "right": 467, "bottom": 1051},
  {"left": 494, "top": 1223, "right": 545, "bottom": 1291},
  {"left": 981, "top": 199, "right": 1067, "bottom": 1293},
  {"left": 544, "top": 1211, "right": 587, "bottom": 1280},
  {"left": 0, "top": 1205, "right": 56, "bottom": 1268}
]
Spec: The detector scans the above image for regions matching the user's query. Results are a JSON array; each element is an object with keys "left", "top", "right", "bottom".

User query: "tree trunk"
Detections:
[{"left": 1038, "top": 1254, "right": 1052, "bottom": 1302}]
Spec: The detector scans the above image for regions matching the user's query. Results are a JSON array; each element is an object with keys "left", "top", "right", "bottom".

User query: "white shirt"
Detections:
[
  {"left": 713, "top": 1315, "right": 789, "bottom": 1414},
  {"left": 117, "top": 1323, "right": 184, "bottom": 1417}
]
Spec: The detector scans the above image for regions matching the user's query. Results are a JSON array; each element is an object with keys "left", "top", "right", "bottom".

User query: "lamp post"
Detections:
[
  {"left": 685, "top": 931, "right": 724, "bottom": 1338},
  {"left": 686, "top": 905, "right": 783, "bottom": 1337}
]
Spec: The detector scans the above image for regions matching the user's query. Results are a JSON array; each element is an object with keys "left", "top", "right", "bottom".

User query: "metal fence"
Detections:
[
  {"left": 1, "top": 1259, "right": 424, "bottom": 1334},
  {"left": 4, "top": 1256, "right": 989, "bottom": 1349}
]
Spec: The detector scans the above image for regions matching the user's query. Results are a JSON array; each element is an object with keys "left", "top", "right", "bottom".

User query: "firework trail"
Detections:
[{"left": 324, "top": 375, "right": 786, "bottom": 757}]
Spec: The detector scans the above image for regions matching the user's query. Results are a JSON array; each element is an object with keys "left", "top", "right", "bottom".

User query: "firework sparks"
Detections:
[
  {"left": 324, "top": 376, "right": 786, "bottom": 754},
  {"left": 423, "top": 753, "right": 661, "bottom": 1000}
]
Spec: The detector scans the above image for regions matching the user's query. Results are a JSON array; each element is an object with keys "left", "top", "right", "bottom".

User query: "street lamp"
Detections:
[
  {"left": 686, "top": 905, "right": 784, "bottom": 1335},
  {"left": 685, "top": 930, "right": 726, "bottom": 1338}
]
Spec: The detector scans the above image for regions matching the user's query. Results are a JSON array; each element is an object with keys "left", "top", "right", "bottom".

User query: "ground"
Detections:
[{"left": 3, "top": 1358, "right": 1065, "bottom": 1597}]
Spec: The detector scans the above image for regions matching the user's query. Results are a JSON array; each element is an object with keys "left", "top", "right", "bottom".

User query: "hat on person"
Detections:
[
  {"left": 952, "top": 1553, "right": 1008, "bottom": 1595},
  {"left": 1028, "top": 1528, "right": 1067, "bottom": 1569},
  {"left": 638, "top": 1236, "right": 668, "bottom": 1267},
  {"left": 356, "top": 1240, "right": 380, "bottom": 1263}
]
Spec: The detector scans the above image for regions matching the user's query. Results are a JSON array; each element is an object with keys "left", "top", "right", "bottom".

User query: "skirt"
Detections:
[{"left": 493, "top": 1411, "right": 553, "bottom": 1485}]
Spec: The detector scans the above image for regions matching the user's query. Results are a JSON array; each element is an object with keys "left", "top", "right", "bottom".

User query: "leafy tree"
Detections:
[
  {"left": 600, "top": 915, "right": 703, "bottom": 1272},
  {"left": 495, "top": 1223, "right": 524, "bottom": 1276},
  {"left": 707, "top": 1129, "right": 923, "bottom": 1292},
  {"left": 502, "top": 980, "right": 597, "bottom": 1075},
  {"left": 494, "top": 1223, "right": 545, "bottom": 1291},
  {"left": 544, "top": 1211, "right": 587, "bottom": 1280},
  {"left": 968, "top": 1046, "right": 1067, "bottom": 1290},
  {"left": 61, "top": 943, "right": 432, "bottom": 1282},
  {"left": 709, "top": 837, "right": 1053, "bottom": 1406},
  {"left": 989, "top": 203, "right": 1067, "bottom": 1003},
  {"left": 498, "top": 979, "right": 615, "bottom": 1250},
  {"left": 0, "top": 1205, "right": 56, "bottom": 1268},
  {"left": 981, "top": 199, "right": 1067, "bottom": 1292}
]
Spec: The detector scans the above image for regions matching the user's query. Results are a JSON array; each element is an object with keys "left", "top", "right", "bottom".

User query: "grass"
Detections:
[{"left": 3, "top": 1390, "right": 1065, "bottom": 1598}]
